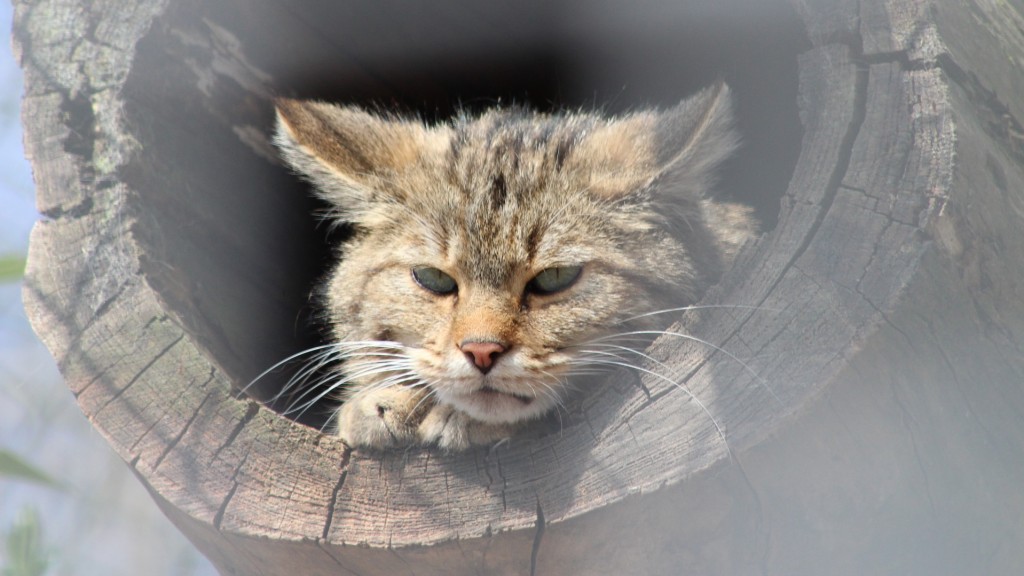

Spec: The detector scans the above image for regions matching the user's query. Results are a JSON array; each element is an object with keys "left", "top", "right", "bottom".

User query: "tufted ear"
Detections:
[
  {"left": 566, "top": 82, "right": 738, "bottom": 204},
  {"left": 654, "top": 83, "right": 756, "bottom": 265},
  {"left": 273, "top": 99, "right": 449, "bottom": 223},
  {"left": 651, "top": 81, "right": 738, "bottom": 203},
  {"left": 570, "top": 82, "right": 751, "bottom": 280}
]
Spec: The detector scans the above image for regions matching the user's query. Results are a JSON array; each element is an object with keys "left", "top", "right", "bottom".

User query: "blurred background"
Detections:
[{"left": 0, "top": 3, "right": 215, "bottom": 574}]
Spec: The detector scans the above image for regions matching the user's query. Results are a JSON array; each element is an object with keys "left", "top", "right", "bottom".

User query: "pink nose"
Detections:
[{"left": 459, "top": 340, "right": 506, "bottom": 374}]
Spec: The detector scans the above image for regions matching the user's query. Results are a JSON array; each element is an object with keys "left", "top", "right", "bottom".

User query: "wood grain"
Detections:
[{"left": 17, "top": 0, "right": 1024, "bottom": 573}]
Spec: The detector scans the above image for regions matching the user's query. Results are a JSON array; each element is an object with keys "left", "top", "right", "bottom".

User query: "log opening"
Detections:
[
  {"left": 19, "top": 0, "right": 1024, "bottom": 574},
  {"left": 121, "top": 0, "right": 807, "bottom": 425}
]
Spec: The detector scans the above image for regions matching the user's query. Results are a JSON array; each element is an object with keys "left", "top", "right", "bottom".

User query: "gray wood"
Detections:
[{"left": 16, "top": 0, "right": 1024, "bottom": 574}]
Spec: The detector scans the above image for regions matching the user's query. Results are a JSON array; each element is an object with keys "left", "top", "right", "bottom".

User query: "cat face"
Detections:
[{"left": 274, "top": 84, "right": 753, "bottom": 427}]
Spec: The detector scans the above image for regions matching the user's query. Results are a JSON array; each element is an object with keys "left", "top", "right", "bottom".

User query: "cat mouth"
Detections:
[
  {"left": 475, "top": 386, "right": 534, "bottom": 405},
  {"left": 442, "top": 384, "right": 541, "bottom": 423}
]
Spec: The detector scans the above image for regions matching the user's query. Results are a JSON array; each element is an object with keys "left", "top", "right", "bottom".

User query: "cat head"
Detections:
[{"left": 274, "top": 83, "right": 754, "bottom": 425}]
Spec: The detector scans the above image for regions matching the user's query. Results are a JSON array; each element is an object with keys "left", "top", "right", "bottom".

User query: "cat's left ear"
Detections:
[
  {"left": 656, "top": 84, "right": 757, "bottom": 263},
  {"left": 649, "top": 81, "right": 738, "bottom": 201},
  {"left": 273, "top": 99, "right": 448, "bottom": 223},
  {"left": 571, "top": 82, "right": 737, "bottom": 201}
]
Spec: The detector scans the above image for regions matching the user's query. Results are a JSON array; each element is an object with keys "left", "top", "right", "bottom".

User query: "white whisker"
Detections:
[
  {"left": 245, "top": 343, "right": 342, "bottom": 395},
  {"left": 615, "top": 304, "right": 777, "bottom": 325},
  {"left": 584, "top": 330, "right": 779, "bottom": 405},
  {"left": 288, "top": 370, "right": 424, "bottom": 422},
  {"left": 572, "top": 351, "right": 731, "bottom": 456},
  {"left": 407, "top": 381, "right": 442, "bottom": 420}
]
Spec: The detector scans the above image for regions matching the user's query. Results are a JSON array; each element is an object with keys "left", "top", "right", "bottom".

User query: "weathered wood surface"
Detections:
[{"left": 16, "top": 0, "right": 1024, "bottom": 574}]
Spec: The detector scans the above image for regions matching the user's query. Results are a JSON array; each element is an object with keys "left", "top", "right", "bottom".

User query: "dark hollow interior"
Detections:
[{"left": 120, "top": 0, "right": 808, "bottom": 429}]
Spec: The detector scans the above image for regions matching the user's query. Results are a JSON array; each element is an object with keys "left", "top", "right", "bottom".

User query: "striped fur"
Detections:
[{"left": 274, "top": 83, "right": 755, "bottom": 450}]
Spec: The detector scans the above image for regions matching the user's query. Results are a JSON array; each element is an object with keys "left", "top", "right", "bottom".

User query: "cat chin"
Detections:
[{"left": 438, "top": 387, "right": 558, "bottom": 425}]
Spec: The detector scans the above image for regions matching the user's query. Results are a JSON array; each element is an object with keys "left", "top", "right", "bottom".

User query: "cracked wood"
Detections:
[{"left": 17, "top": 0, "right": 1024, "bottom": 574}]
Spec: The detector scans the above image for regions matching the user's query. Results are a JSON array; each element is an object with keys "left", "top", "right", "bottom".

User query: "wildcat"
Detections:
[{"left": 272, "top": 82, "right": 755, "bottom": 451}]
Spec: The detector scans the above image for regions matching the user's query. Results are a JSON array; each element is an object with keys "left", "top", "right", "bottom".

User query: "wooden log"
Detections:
[{"left": 16, "top": 0, "right": 1024, "bottom": 573}]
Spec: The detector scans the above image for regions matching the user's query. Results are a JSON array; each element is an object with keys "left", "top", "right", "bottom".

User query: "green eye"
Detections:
[
  {"left": 412, "top": 267, "right": 457, "bottom": 295},
  {"left": 527, "top": 265, "right": 582, "bottom": 295}
]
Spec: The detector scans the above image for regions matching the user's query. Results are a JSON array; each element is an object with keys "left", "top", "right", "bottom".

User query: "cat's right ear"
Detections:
[{"left": 273, "top": 99, "right": 447, "bottom": 223}]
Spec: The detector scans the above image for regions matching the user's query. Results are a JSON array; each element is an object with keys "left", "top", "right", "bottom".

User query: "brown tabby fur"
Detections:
[{"left": 273, "top": 83, "right": 756, "bottom": 450}]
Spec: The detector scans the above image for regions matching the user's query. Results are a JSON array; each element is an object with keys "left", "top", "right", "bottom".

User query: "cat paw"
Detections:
[
  {"left": 335, "top": 387, "right": 431, "bottom": 450},
  {"left": 417, "top": 404, "right": 519, "bottom": 451}
]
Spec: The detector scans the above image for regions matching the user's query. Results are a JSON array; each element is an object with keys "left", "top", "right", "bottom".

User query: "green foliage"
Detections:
[
  {"left": 0, "top": 255, "right": 25, "bottom": 283},
  {"left": 0, "top": 453, "right": 60, "bottom": 574},
  {"left": 1, "top": 508, "right": 51, "bottom": 576},
  {"left": 0, "top": 451, "right": 61, "bottom": 490}
]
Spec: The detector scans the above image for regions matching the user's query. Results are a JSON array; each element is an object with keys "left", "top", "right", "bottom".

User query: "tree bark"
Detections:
[{"left": 17, "top": 0, "right": 1024, "bottom": 574}]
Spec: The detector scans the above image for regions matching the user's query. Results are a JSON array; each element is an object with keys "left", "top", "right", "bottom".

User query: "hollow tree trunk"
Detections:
[{"left": 16, "top": 0, "right": 1024, "bottom": 574}]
